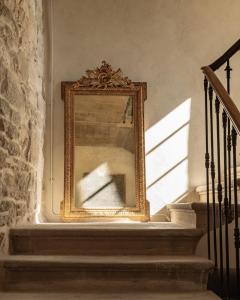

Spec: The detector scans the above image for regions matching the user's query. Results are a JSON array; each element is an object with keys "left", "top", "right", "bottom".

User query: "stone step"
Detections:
[
  {"left": 0, "top": 291, "right": 222, "bottom": 300},
  {"left": 0, "top": 255, "right": 214, "bottom": 292},
  {"left": 9, "top": 224, "right": 203, "bottom": 256}
]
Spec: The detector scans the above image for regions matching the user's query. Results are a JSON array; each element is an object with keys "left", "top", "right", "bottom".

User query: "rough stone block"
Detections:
[
  {"left": 0, "top": 149, "right": 7, "bottom": 167},
  {"left": 0, "top": 0, "right": 45, "bottom": 249},
  {"left": 0, "top": 99, "right": 11, "bottom": 119}
]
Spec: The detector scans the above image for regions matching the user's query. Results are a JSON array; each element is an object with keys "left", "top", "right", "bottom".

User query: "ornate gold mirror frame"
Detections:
[{"left": 61, "top": 61, "right": 149, "bottom": 221}]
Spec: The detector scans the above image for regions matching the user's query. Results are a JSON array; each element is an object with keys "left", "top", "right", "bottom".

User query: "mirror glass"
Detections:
[{"left": 74, "top": 95, "right": 136, "bottom": 208}]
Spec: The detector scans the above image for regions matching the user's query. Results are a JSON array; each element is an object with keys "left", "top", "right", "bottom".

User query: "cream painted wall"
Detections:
[{"left": 42, "top": 0, "right": 240, "bottom": 221}]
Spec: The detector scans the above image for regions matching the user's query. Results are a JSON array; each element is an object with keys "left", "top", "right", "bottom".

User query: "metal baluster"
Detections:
[
  {"left": 232, "top": 127, "right": 240, "bottom": 293},
  {"left": 225, "top": 60, "right": 233, "bottom": 299},
  {"left": 215, "top": 97, "right": 224, "bottom": 292},
  {"left": 222, "top": 110, "right": 230, "bottom": 299},
  {"left": 209, "top": 85, "right": 218, "bottom": 268},
  {"left": 225, "top": 59, "right": 232, "bottom": 95},
  {"left": 204, "top": 77, "right": 211, "bottom": 260},
  {"left": 225, "top": 59, "right": 233, "bottom": 220},
  {"left": 227, "top": 127, "right": 232, "bottom": 214}
]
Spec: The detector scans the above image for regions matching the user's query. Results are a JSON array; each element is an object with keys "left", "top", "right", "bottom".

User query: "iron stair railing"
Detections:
[{"left": 202, "top": 39, "right": 240, "bottom": 300}]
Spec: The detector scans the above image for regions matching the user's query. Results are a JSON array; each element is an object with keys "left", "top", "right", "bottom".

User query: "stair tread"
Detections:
[
  {"left": 0, "top": 291, "right": 221, "bottom": 299},
  {"left": 1, "top": 255, "right": 212, "bottom": 291},
  {"left": 10, "top": 224, "right": 203, "bottom": 237},
  {"left": 0, "top": 255, "right": 213, "bottom": 268},
  {"left": 10, "top": 222, "right": 196, "bottom": 230},
  {"left": 9, "top": 224, "right": 203, "bottom": 256}
]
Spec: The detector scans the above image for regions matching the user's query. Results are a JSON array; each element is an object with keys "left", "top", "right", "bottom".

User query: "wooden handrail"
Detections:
[
  {"left": 202, "top": 66, "right": 240, "bottom": 134},
  {"left": 209, "top": 39, "right": 240, "bottom": 71}
]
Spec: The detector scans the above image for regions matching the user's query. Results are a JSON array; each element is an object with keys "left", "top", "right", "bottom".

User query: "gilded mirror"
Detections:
[{"left": 61, "top": 61, "right": 149, "bottom": 221}]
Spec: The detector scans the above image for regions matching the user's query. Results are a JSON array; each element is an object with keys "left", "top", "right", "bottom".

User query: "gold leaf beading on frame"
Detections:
[{"left": 72, "top": 61, "right": 134, "bottom": 89}]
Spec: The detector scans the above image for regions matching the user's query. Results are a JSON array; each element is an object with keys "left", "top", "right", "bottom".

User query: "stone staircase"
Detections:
[
  {"left": 8, "top": 224, "right": 202, "bottom": 255},
  {"left": 0, "top": 218, "right": 220, "bottom": 299}
]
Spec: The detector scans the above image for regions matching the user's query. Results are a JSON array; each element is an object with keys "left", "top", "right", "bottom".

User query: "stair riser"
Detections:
[
  {"left": 10, "top": 237, "right": 200, "bottom": 255},
  {"left": 1, "top": 268, "right": 210, "bottom": 292}
]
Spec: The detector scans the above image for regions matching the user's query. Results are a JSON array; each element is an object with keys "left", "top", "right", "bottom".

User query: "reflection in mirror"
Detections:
[{"left": 74, "top": 95, "right": 136, "bottom": 208}]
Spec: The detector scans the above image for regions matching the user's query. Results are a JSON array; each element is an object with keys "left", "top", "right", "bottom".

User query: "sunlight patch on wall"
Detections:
[
  {"left": 145, "top": 99, "right": 191, "bottom": 153},
  {"left": 146, "top": 124, "right": 189, "bottom": 186},
  {"left": 147, "top": 159, "right": 189, "bottom": 214},
  {"left": 145, "top": 98, "right": 191, "bottom": 215}
]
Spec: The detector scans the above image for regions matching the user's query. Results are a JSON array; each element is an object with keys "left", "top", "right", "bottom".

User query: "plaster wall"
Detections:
[{"left": 43, "top": 0, "right": 240, "bottom": 221}]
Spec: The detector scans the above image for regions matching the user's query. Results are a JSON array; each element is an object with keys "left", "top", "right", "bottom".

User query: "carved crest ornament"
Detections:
[{"left": 72, "top": 61, "right": 134, "bottom": 89}]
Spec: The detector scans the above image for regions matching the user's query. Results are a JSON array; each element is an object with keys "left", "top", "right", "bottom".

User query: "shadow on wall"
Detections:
[{"left": 145, "top": 98, "right": 191, "bottom": 216}]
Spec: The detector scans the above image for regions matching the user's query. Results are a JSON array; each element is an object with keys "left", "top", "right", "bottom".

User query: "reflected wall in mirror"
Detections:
[{"left": 61, "top": 61, "right": 148, "bottom": 221}]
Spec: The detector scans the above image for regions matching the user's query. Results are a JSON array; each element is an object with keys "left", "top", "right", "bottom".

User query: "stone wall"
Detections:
[{"left": 0, "top": 0, "right": 45, "bottom": 251}]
